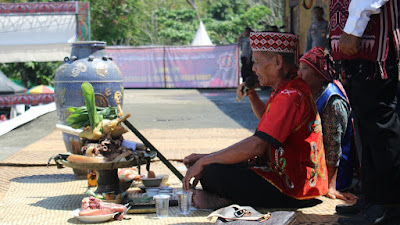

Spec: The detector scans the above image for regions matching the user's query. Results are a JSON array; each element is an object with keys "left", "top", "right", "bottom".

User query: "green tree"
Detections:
[
  {"left": 87, "top": 0, "right": 280, "bottom": 46},
  {"left": 0, "top": 62, "right": 61, "bottom": 88},
  {"left": 203, "top": 2, "right": 272, "bottom": 45},
  {"left": 89, "top": 0, "right": 141, "bottom": 45},
  {"left": 248, "top": 0, "right": 285, "bottom": 29},
  {"left": 155, "top": 8, "right": 198, "bottom": 45},
  {"left": 151, "top": 0, "right": 275, "bottom": 45},
  {"left": 207, "top": 0, "right": 247, "bottom": 21},
  {"left": 0, "top": 0, "right": 283, "bottom": 85}
]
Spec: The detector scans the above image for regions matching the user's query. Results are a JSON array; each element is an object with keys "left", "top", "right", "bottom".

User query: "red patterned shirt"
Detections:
[{"left": 251, "top": 76, "right": 328, "bottom": 200}]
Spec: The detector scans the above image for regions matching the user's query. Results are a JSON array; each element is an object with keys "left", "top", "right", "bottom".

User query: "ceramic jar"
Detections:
[{"left": 54, "top": 41, "right": 124, "bottom": 176}]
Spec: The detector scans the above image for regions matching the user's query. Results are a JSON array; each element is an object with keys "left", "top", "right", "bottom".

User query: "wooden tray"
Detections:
[
  {"left": 56, "top": 150, "right": 157, "bottom": 170},
  {"left": 59, "top": 158, "right": 137, "bottom": 170}
]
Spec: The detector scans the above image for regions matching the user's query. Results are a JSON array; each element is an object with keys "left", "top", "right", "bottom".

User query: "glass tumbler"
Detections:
[
  {"left": 177, "top": 191, "right": 192, "bottom": 215},
  {"left": 153, "top": 194, "right": 170, "bottom": 218}
]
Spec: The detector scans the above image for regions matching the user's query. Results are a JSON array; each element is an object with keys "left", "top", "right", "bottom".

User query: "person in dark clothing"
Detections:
[
  {"left": 237, "top": 27, "right": 254, "bottom": 83},
  {"left": 304, "top": 6, "right": 329, "bottom": 52},
  {"left": 329, "top": 0, "right": 400, "bottom": 224}
]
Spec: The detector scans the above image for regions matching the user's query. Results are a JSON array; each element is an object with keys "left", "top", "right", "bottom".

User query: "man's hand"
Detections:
[
  {"left": 182, "top": 159, "right": 204, "bottom": 191},
  {"left": 236, "top": 82, "right": 246, "bottom": 99},
  {"left": 183, "top": 153, "right": 207, "bottom": 169},
  {"left": 339, "top": 32, "right": 361, "bottom": 56}
]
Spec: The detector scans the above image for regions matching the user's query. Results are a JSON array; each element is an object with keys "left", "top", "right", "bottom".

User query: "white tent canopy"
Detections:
[
  {"left": 0, "top": 69, "right": 26, "bottom": 94},
  {"left": 0, "top": 15, "right": 76, "bottom": 63},
  {"left": 0, "top": 1, "right": 90, "bottom": 63},
  {"left": 191, "top": 21, "right": 213, "bottom": 46}
]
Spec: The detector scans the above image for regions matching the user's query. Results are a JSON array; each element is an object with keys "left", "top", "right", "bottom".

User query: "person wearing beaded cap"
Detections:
[
  {"left": 182, "top": 32, "right": 328, "bottom": 210},
  {"left": 299, "top": 46, "right": 359, "bottom": 201}
]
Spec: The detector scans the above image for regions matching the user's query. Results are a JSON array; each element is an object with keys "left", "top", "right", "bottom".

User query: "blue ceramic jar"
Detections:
[{"left": 54, "top": 41, "right": 124, "bottom": 175}]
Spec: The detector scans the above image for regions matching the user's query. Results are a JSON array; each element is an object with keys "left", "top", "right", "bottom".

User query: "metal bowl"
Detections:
[{"left": 141, "top": 176, "right": 163, "bottom": 187}]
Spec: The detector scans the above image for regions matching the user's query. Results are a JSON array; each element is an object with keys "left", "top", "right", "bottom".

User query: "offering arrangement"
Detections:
[{"left": 50, "top": 82, "right": 156, "bottom": 197}]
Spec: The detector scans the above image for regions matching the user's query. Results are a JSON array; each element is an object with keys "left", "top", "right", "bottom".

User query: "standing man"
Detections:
[
  {"left": 237, "top": 27, "right": 254, "bottom": 83},
  {"left": 305, "top": 6, "right": 329, "bottom": 52},
  {"left": 330, "top": 0, "right": 400, "bottom": 224}
]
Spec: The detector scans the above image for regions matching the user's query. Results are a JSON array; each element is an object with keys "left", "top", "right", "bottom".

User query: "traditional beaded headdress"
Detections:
[
  {"left": 300, "top": 46, "right": 334, "bottom": 81},
  {"left": 250, "top": 32, "right": 299, "bottom": 64}
]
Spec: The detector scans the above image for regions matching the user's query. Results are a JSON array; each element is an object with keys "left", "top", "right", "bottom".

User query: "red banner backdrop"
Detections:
[
  {"left": 106, "top": 45, "right": 239, "bottom": 88},
  {"left": 0, "top": 94, "right": 54, "bottom": 107}
]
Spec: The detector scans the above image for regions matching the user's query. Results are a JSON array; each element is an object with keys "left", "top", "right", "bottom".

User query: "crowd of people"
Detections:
[{"left": 181, "top": 0, "right": 400, "bottom": 224}]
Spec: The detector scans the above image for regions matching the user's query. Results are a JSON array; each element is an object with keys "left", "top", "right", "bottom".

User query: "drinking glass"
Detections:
[
  {"left": 177, "top": 191, "right": 192, "bottom": 215},
  {"left": 153, "top": 194, "right": 170, "bottom": 218}
]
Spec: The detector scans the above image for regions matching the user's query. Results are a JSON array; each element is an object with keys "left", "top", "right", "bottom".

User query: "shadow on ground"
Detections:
[
  {"left": 30, "top": 194, "right": 83, "bottom": 210},
  {"left": 10, "top": 173, "right": 75, "bottom": 183},
  {"left": 199, "top": 88, "right": 271, "bottom": 131}
]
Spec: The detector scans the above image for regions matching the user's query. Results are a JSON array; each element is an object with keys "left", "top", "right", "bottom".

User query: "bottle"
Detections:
[{"left": 87, "top": 170, "right": 98, "bottom": 187}]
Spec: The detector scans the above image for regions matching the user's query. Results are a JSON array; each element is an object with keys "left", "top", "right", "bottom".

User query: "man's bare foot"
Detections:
[{"left": 190, "top": 189, "right": 233, "bottom": 210}]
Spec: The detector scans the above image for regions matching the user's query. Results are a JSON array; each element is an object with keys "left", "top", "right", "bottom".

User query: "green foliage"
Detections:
[
  {"left": 67, "top": 106, "right": 118, "bottom": 129},
  {"left": 87, "top": 0, "right": 280, "bottom": 46},
  {"left": 0, "top": 62, "right": 61, "bottom": 88},
  {"left": 88, "top": 0, "right": 141, "bottom": 45},
  {"left": 207, "top": 0, "right": 247, "bottom": 21},
  {"left": 1, "top": 0, "right": 283, "bottom": 85},
  {"left": 156, "top": 8, "right": 198, "bottom": 45},
  {"left": 240, "top": 5, "right": 272, "bottom": 30},
  {"left": 81, "top": 82, "right": 100, "bottom": 131},
  {"left": 203, "top": 4, "right": 272, "bottom": 45}
]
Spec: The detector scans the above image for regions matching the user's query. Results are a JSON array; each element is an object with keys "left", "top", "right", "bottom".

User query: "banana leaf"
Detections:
[{"left": 81, "top": 82, "right": 99, "bottom": 131}]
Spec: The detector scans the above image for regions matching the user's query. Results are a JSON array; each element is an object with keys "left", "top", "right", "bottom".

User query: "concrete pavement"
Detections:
[
  {"left": 0, "top": 88, "right": 267, "bottom": 161},
  {"left": 0, "top": 88, "right": 346, "bottom": 225}
]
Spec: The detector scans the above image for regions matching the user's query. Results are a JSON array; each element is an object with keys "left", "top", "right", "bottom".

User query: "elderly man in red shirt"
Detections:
[{"left": 182, "top": 32, "right": 328, "bottom": 210}]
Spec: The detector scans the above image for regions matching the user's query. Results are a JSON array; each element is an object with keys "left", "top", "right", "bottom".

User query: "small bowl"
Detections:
[{"left": 141, "top": 176, "right": 163, "bottom": 187}]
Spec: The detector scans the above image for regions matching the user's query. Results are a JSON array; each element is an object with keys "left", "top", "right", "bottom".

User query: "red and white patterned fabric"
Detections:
[
  {"left": 250, "top": 32, "right": 299, "bottom": 64},
  {"left": 250, "top": 32, "right": 298, "bottom": 54},
  {"left": 251, "top": 76, "right": 328, "bottom": 200},
  {"left": 0, "top": 94, "right": 54, "bottom": 107},
  {"left": 300, "top": 46, "right": 334, "bottom": 82},
  {"left": 330, "top": 0, "right": 400, "bottom": 65}
]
